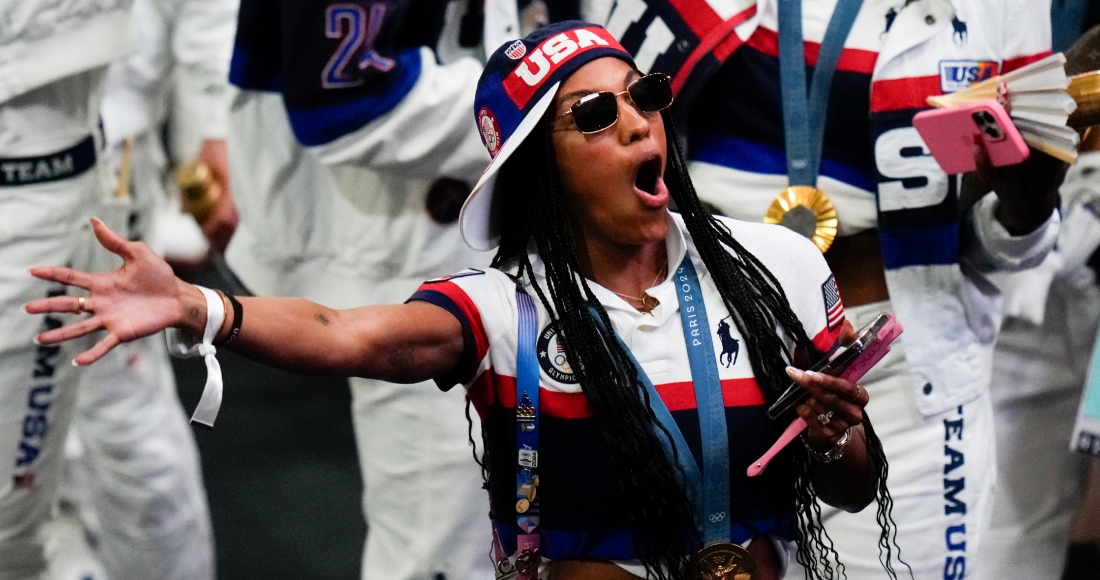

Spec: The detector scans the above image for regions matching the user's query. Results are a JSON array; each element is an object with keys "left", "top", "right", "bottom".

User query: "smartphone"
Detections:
[
  {"left": 912, "top": 100, "right": 1030, "bottom": 174},
  {"left": 766, "top": 312, "right": 903, "bottom": 420}
]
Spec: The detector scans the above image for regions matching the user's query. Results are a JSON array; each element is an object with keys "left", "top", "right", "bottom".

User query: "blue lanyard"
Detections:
[
  {"left": 671, "top": 257, "right": 731, "bottom": 545},
  {"left": 779, "top": 0, "right": 865, "bottom": 186},
  {"left": 594, "top": 256, "right": 731, "bottom": 545},
  {"left": 515, "top": 290, "right": 541, "bottom": 536}
]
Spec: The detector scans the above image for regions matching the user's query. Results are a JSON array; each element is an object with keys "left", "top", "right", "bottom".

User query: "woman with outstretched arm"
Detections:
[{"left": 26, "top": 22, "right": 902, "bottom": 580}]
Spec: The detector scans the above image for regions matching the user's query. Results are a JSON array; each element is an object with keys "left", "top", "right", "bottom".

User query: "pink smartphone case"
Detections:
[
  {"left": 913, "top": 100, "right": 1030, "bottom": 174},
  {"left": 747, "top": 313, "right": 904, "bottom": 478}
]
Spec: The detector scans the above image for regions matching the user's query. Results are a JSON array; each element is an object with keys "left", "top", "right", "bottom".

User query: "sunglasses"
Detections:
[{"left": 557, "top": 73, "right": 673, "bottom": 134}]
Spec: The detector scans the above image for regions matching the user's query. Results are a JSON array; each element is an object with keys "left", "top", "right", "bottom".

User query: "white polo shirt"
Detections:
[{"left": 408, "top": 211, "right": 844, "bottom": 565}]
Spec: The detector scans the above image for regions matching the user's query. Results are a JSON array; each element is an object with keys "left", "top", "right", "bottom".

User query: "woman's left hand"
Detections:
[
  {"left": 787, "top": 367, "right": 868, "bottom": 451},
  {"left": 787, "top": 321, "right": 870, "bottom": 451}
]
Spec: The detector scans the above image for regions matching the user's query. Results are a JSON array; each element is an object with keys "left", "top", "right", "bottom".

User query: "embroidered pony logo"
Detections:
[
  {"left": 952, "top": 16, "right": 968, "bottom": 45},
  {"left": 716, "top": 318, "right": 740, "bottom": 368}
]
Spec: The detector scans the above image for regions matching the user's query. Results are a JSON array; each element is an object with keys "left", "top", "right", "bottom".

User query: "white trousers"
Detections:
[
  {"left": 785, "top": 301, "right": 996, "bottom": 580},
  {"left": 977, "top": 277, "right": 1100, "bottom": 579},
  {"left": 0, "top": 70, "right": 215, "bottom": 580},
  {"left": 351, "top": 377, "right": 494, "bottom": 580},
  {"left": 0, "top": 71, "right": 106, "bottom": 580},
  {"left": 67, "top": 333, "right": 215, "bottom": 580}
]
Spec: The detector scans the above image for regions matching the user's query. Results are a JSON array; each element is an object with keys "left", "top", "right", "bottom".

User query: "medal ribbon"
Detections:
[
  {"left": 779, "top": 0, "right": 865, "bottom": 186},
  {"left": 592, "top": 256, "right": 731, "bottom": 545},
  {"left": 514, "top": 289, "right": 541, "bottom": 578},
  {"left": 672, "top": 257, "right": 731, "bottom": 545}
]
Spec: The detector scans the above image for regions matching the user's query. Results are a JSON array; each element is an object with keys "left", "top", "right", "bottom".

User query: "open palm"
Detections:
[{"left": 25, "top": 219, "right": 191, "bottom": 365}]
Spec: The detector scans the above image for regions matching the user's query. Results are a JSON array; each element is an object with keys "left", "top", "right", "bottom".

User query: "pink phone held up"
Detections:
[{"left": 913, "top": 100, "right": 1030, "bottom": 174}]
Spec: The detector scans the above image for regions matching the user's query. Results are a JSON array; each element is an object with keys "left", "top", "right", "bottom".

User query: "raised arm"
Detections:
[{"left": 24, "top": 219, "right": 463, "bottom": 382}]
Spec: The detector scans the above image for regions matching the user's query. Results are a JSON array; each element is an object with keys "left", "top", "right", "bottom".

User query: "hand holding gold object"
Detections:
[{"left": 176, "top": 161, "right": 223, "bottom": 226}]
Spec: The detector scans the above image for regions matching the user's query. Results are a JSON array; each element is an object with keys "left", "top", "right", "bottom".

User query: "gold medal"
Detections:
[
  {"left": 764, "top": 186, "right": 838, "bottom": 253},
  {"left": 516, "top": 498, "right": 531, "bottom": 514},
  {"left": 696, "top": 543, "right": 758, "bottom": 580},
  {"left": 1069, "top": 71, "right": 1100, "bottom": 131}
]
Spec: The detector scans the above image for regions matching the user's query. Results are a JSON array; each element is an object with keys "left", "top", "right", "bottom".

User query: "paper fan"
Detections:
[{"left": 928, "top": 53, "right": 1080, "bottom": 163}]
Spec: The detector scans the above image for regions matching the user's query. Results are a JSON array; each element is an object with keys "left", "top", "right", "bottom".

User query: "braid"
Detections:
[{"left": 662, "top": 114, "right": 906, "bottom": 580}]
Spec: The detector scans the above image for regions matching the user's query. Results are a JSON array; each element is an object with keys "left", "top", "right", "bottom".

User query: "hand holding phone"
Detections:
[
  {"left": 913, "top": 100, "right": 1030, "bottom": 174},
  {"left": 747, "top": 312, "right": 903, "bottom": 477}
]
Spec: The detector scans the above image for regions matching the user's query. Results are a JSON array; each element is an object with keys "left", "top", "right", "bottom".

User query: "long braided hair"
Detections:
[{"left": 478, "top": 104, "right": 905, "bottom": 579}]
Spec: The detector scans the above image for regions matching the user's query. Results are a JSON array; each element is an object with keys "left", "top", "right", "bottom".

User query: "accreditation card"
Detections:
[{"left": 1071, "top": 322, "right": 1100, "bottom": 457}]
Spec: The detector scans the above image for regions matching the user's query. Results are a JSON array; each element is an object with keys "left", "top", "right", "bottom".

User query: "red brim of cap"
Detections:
[{"left": 459, "top": 83, "right": 561, "bottom": 251}]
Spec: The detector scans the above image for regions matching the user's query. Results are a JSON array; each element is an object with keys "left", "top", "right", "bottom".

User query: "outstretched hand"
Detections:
[
  {"left": 788, "top": 320, "right": 869, "bottom": 451},
  {"left": 24, "top": 219, "right": 198, "bottom": 366}
]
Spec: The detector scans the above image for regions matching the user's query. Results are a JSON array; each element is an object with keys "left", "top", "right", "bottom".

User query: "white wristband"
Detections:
[{"left": 165, "top": 285, "right": 225, "bottom": 428}]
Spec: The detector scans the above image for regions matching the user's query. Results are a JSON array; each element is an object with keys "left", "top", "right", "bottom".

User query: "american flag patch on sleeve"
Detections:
[{"left": 822, "top": 275, "right": 844, "bottom": 330}]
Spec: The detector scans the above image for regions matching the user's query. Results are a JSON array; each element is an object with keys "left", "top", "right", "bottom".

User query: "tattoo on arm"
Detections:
[
  {"left": 315, "top": 313, "right": 330, "bottom": 326},
  {"left": 189, "top": 306, "right": 200, "bottom": 320}
]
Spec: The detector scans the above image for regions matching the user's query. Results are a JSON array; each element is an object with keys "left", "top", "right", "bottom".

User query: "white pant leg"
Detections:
[
  {"left": 40, "top": 508, "right": 109, "bottom": 580},
  {"left": 70, "top": 333, "right": 215, "bottom": 580},
  {"left": 0, "top": 71, "right": 107, "bottom": 580},
  {"left": 977, "top": 279, "right": 1098, "bottom": 579},
  {"left": 977, "top": 388, "right": 1083, "bottom": 579},
  {"left": 352, "top": 377, "right": 495, "bottom": 580},
  {"left": 785, "top": 301, "right": 996, "bottom": 580}
]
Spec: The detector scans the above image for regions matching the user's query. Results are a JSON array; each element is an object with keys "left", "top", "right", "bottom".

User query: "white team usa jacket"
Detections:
[
  {"left": 0, "top": 0, "right": 137, "bottom": 105},
  {"left": 606, "top": 0, "right": 1061, "bottom": 416}
]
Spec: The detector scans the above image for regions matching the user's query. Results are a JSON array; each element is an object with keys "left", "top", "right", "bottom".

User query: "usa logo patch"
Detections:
[
  {"left": 504, "top": 40, "right": 527, "bottom": 60},
  {"left": 502, "top": 26, "right": 619, "bottom": 108},
  {"left": 939, "top": 60, "right": 998, "bottom": 93},
  {"left": 821, "top": 275, "right": 844, "bottom": 331},
  {"left": 537, "top": 323, "right": 577, "bottom": 384}
]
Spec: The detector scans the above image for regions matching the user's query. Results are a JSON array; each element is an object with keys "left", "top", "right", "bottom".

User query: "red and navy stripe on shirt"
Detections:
[
  {"left": 410, "top": 278, "right": 804, "bottom": 562},
  {"left": 686, "top": 24, "right": 880, "bottom": 194}
]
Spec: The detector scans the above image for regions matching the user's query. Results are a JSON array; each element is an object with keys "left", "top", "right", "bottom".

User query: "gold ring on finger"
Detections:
[{"left": 77, "top": 296, "right": 86, "bottom": 312}]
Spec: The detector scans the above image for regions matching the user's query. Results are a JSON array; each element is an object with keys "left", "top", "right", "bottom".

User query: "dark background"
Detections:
[{"left": 173, "top": 269, "right": 365, "bottom": 579}]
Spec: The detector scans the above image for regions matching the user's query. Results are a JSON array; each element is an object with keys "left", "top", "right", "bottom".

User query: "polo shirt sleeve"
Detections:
[
  {"left": 773, "top": 230, "right": 846, "bottom": 353},
  {"left": 406, "top": 268, "right": 514, "bottom": 391}
]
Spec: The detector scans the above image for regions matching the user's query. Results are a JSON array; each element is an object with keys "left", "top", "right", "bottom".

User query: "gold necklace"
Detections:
[{"left": 610, "top": 257, "right": 668, "bottom": 314}]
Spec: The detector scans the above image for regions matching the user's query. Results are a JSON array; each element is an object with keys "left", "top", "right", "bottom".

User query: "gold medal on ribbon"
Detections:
[
  {"left": 696, "top": 542, "right": 758, "bottom": 580},
  {"left": 764, "top": 186, "right": 839, "bottom": 253}
]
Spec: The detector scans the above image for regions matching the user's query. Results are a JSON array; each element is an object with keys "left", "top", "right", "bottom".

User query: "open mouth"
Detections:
[{"left": 635, "top": 156, "right": 662, "bottom": 196}]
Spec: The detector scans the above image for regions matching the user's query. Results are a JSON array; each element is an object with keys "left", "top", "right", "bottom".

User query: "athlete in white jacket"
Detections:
[
  {"left": 221, "top": 1, "right": 581, "bottom": 578},
  {"left": 979, "top": 151, "right": 1100, "bottom": 579},
  {"left": 0, "top": 2, "right": 135, "bottom": 579},
  {"left": 608, "top": 1, "right": 1062, "bottom": 578},
  {"left": 44, "top": 1, "right": 237, "bottom": 579}
]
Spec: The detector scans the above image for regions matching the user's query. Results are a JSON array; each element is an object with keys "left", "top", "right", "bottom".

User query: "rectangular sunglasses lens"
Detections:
[
  {"left": 571, "top": 92, "right": 619, "bottom": 133},
  {"left": 629, "top": 74, "right": 673, "bottom": 112}
]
